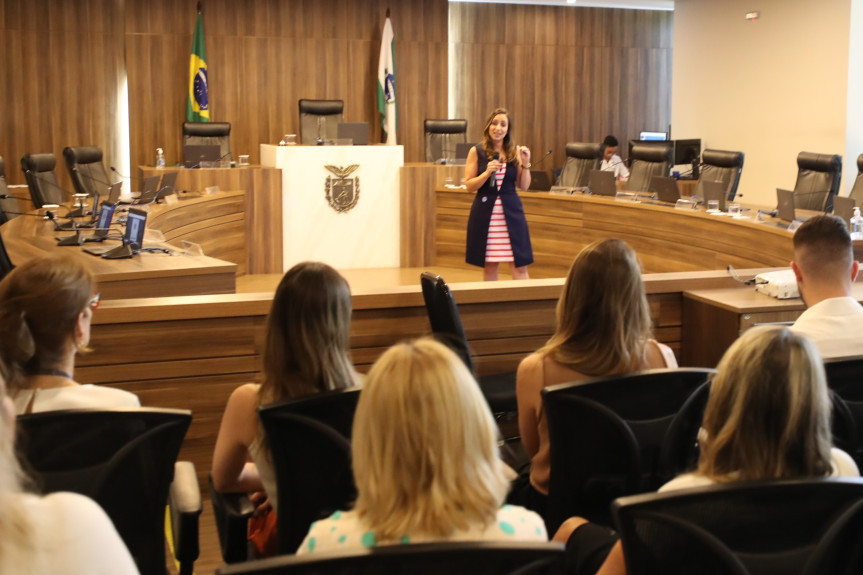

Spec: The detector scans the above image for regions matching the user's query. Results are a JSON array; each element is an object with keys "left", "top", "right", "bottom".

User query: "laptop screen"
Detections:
[
  {"left": 96, "top": 202, "right": 116, "bottom": 237},
  {"left": 776, "top": 189, "right": 796, "bottom": 222},
  {"left": 125, "top": 208, "right": 147, "bottom": 249}
]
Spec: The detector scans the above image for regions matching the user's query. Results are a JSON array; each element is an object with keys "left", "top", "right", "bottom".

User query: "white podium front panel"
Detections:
[{"left": 261, "top": 144, "right": 404, "bottom": 271}]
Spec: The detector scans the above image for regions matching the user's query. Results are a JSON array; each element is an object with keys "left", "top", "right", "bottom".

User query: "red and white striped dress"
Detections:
[{"left": 485, "top": 164, "right": 514, "bottom": 262}]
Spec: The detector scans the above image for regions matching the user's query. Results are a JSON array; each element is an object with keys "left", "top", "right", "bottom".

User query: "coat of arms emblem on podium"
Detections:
[{"left": 324, "top": 164, "right": 360, "bottom": 213}]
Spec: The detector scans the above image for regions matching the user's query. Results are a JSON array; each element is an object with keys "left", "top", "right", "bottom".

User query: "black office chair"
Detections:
[
  {"left": 298, "top": 99, "right": 344, "bottom": 145},
  {"left": 792, "top": 151, "right": 842, "bottom": 212},
  {"left": 612, "top": 478, "right": 863, "bottom": 575},
  {"left": 0, "top": 155, "right": 21, "bottom": 225},
  {"left": 215, "top": 541, "right": 566, "bottom": 575},
  {"left": 183, "top": 121, "right": 232, "bottom": 163},
  {"left": 825, "top": 356, "right": 863, "bottom": 469},
  {"left": 15, "top": 407, "right": 201, "bottom": 575},
  {"left": 210, "top": 387, "right": 361, "bottom": 563},
  {"left": 625, "top": 143, "right": 673, "bottom": 193},
  {"left": 20, "top": 153, "right": 64, "bottom": 207},
  {"left": 541, "top": 368, "right": 715, "bottom": 531},
  {"left": 420, "top": 272, "right": 517, "bottom": 414},
  {"left": 849, "top": 154, "right": 863, "bottom": 206},
  {"left": 694, "top": 149, "right": 745, "bottom": 201},
  {"left": 0, "top": 232, "right": 14, "bottom": 280},
  {"left": 557, "top": 142, "right": 602, "bottom": 188},
  {"left": 424, "top": 119, "right": 468, "bottom": 163},
  {"left": 63, "top": 146, "right": 114, "bottom": 198}
]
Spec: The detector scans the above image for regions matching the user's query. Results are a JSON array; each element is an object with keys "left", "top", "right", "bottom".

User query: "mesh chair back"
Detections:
[
  {"left": 215, "top": 541, "right": 566, "bottom": 575},
  {"left": 542, "top": 368, "right": 714, "bottom": 531},
  {"left": 424, "top": 119, "right": 468, "bottom": 163},
  {"left": 63, "top": 146, "right": 113, "bottom": 197},
  {"left": 850, "top": 154, "right": 863, "bottom": 206},
  {"left": 299, "top": 99, "right": 344, "bottom": 145},
  {"left": 558, "top": 142, "right": 602, "bottom": 188},
  {"left": 16, "top": 407, "right": 192, "bottom": 575},
  {"left": 626, "top": 144, "right": 673, "bottom": 193},
  {"left": 793, "top": 151, "right": 842, "bottom": 212},
  {"left": 258, "top": 406, "right": 356, "bottom": 554},
  {"left": 20, "top": 153, "right": 63, "bottom": 207},
  {"left": 694, "top": 149, "right": 745, "bottom": 201},
  {"left": 612, "top": 478, "right": 863, "bottom": 575},
  {"left": 825, "top": 355, "right": 863, "bottom": 468},
  {"left": 183, "top": 121, "right": 232, "bottom": 162}
]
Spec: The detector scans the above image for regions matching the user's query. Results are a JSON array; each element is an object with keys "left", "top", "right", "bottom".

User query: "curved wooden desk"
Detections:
[
  {"left": 0, "top": 194, "right": 240, "bottom": 299},
  {"left": 431, "top": 189, "right": 863, "bottom": 278}
]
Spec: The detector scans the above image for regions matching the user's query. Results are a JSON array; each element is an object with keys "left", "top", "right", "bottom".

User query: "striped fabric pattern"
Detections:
[{"left": 485, "top": 190, "right": 514, "bottom": 262}]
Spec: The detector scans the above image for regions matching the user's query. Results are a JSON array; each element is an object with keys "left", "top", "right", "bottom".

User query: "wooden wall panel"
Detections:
[{"left": 449, "top": 3, "right": 672, "bottom": 177}]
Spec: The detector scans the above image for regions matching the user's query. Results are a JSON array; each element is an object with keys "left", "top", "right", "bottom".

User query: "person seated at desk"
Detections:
[
  {"left": 554, "top": 326, "right": 859, "bottom": 575},
  {"left": 0, "top": 254, "right": 140, "bottom": 414},
  {"left": 298, "top": 338, "right": 547, "bottom": 554},
  {"left": 790, "top": 214, "right": 863, "bottom": 358},
  {"left": 600, "top": 135, "right": 629, "bottom": 181},
  {"left": 513, "top": 239, "right": 676, "bottom": 523}
]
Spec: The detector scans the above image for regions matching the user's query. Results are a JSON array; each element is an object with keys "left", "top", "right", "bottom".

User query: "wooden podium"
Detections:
[{"left": 261, "top": 144, "right": 404, "bottom": 271}]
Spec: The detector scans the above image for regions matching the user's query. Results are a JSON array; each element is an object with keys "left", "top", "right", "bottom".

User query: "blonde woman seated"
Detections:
[
  {"left": 212, "top": 262, "right": 362, "bottom": 511},
  {"left": 556, "top": 326, "right": 859, "bottom": 575},
  {"left": 513, "top": 239, "right": 676, "bottom": 516},
  {"left": 0, "top": 254, "right": 139, "bottom": 414},
  {"left": 299, "top": 338, "right": 547, "bottom": 553},
  {"left": 0, "top": 362, "right": 138, "bottom": 573}
]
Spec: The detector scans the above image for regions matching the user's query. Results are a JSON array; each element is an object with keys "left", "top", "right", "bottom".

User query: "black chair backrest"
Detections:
[
  {"left": 850, "top": 154, "right": 863, "bottom": 206},
  {"left": 258, "top": 404, "right": 357, "bottom": 554},
  {"left": 612, "top": 478, "right": 863, "bottom": 575},
  {"left": 793, "top": 151, "right": 842, "bottom": 212},
  {"left": 424, "top": 119, "right": 468, "bottom": 163},
  {"left": 626, "top": 143, "right": 673, "bottom": 193},
  {"left": 16, "top": 407, "right": 192, "bottom": 575},
  {"left": 542, "top": 368, "right": 715, "bottom": 531},
  {"left": 215, "top": 541, "right": 566, "bottom": 575},
  {"left": 825, "top": 355, "right": 863, "bottom": 468},
  {"left": 20, "top": 153, "right": 62, "bottom": 207},
  {"left": 63, "top": 146, "right": 112, "bottom": 197},
  {"left": 419, "top": 272, "right": 475, "bottom": 373},
  {"left": 558, "top": 142, "right": 602, "bottom": 188},
  {"left": 298, "top": 99, "right": 344, "bottom": 145},
  {"left": 0, "top": 155, "right": 15, "bottom": 225},
  {"left": 183, "top": 121, "right": 232, "bottom": 162},
  {"left": 0, "top": 232, "right": 14, "bottom": 280},
  {"left": 694, "top": 149, "right": 745, "bottom": 201}
]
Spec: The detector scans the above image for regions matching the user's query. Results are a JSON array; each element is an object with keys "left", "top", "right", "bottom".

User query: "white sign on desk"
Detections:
[{"left": 261, "top": 144, "right": 404, "bottom": 271}]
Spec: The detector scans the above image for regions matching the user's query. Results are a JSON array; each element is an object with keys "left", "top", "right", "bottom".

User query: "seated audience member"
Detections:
[
  {"left": 212, "top": 262, "right": 362, "bottom": 510},
  {"left": 790, "top": 214, "right": 863, "bottom": 358},
  {"left": 298, "top": 338, "right": 547, "bottom": 553},
  {"left": 0, "top": 254, "right": 139, "bottom": 413},
  {"left": 0, "top": 362, "right": 138, "bottom": 573},
  {"left": 555, "top": 326, "right": 859, "bottom": 575},
  {"left": 600, "top": 136, "right": 630, "bottom": 181},
  {"left": 513, "top": 239, "right": 676, "bottom": 518}
]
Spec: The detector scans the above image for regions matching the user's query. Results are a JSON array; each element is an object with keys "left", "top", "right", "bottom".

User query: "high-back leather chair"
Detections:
[
  {"left": 298, "top": 99, "right": 344, "bottom": 145},
  {"left": 625, "top": 144, "right": 673, "bottom": 193},
  {"left": 424, "top": 119, "right": 468, "bottom": 163},
  {"left": 558, "top": 142, "right": 602, "bottom": 188},
  {"left": 63, "top": 146, "right": 113, "bottom": 197},
  {"left": 0, "top": 155, "right": 20, "bottom": 225},
  {"left": 792, "top": 151, "right": 842, "bottom": 212},
  {"left": 183, "top": 121, "right": 232, "bottom": 162},
  {"left": 694, "top": 149, "right": 745, "bottom": 201},
  {"left": 849, "top": 154, "right": 863, "bottom": 206},
  {"left": 20, "top": 153, "right": 63, "bottom": 208}
]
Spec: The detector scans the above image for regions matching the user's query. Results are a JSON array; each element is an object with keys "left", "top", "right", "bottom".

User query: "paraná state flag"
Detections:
[{"left": 377, "top": 16, "right": 396, "bottom": 144}]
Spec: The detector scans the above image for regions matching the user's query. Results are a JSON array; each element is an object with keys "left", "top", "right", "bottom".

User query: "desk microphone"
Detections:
[
  {"left": 110, "top": 166, "right": 140, "bottom": 184},
  {"left": 0, "top": 193, "right": 32, "bottom": 201},
  {"left": 533, "top": 149, "right": 553, "bottom": 168},
  {"left": 185, "top": 151, "right": 233, "bottom": 170},
  {"left": 601, "top": 158, "right": 625, "bottom": 172}
]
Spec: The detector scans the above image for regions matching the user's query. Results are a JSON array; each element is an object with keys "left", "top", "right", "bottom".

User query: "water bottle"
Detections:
[
  {"left": 851, "top": 207, "right": 863, "bottom": 240},
  {"left": 155, "top": 148, "right": 166, "bottom": 169}
]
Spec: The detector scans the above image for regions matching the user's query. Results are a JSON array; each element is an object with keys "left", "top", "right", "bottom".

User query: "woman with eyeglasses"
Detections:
[{"left": 0, "top": 254, "right": 139, "bottom": 413}]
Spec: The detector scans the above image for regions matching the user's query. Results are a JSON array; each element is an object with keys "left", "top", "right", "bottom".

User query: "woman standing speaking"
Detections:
[{"left": 464, "top": 108, "right": 533, "bottom": 281}]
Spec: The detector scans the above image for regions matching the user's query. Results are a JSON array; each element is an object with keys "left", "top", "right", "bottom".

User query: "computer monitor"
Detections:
[
  {"left": 674, "top": 139, "right": 702, "bottom": 165},
  {"left": 639, "top": 131, "right": 668, "bottom": 141}
]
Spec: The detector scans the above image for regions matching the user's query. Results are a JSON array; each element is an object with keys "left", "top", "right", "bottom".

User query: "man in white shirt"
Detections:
[
  {"left": 599, "top": 135, "right": 630, "bottom": 181},
  {"left": 790, "top": 214, "right": 863, "bottom": 359}
]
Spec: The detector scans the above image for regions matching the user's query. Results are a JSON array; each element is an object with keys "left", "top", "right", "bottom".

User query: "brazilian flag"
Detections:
[{"left": 186, "top": 8, "right": 209, "bottom": 122}]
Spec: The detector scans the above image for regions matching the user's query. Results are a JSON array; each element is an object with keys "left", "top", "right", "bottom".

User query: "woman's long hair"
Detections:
[
  {"left": 540, "top": 239, "right": 652, "bottom": 375},
  {"left": 0, "top": 254, "right": 95, "bottom": 390},
  {"left": 481, "top": 107, "right": 518, "bottom": 163},
  {"left": 352, "top": 338, "right": 509, "bottom": 540},
  {"left": 697, "top": 326, "right": 833, "bottom": 481}
]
